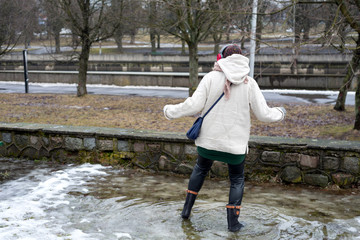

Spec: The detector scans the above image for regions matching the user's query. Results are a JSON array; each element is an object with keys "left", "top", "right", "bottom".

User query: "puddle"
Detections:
[{"left": 0, "top": 157, "right": 359, "bottom": 239}]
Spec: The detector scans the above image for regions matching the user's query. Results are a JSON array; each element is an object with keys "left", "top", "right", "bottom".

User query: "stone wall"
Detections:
[{"left": 0, "top": 122, "right": 359, "bottom": 188}]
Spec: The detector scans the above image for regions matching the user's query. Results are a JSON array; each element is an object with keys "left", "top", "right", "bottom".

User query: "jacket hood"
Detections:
[{"left": 217, "top": 54, "right": 250, "bottom": 84}]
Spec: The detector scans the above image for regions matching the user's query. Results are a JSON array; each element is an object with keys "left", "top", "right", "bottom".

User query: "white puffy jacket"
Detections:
[{"left": 163, "top": 54, "right": 285, "bottom": 155}]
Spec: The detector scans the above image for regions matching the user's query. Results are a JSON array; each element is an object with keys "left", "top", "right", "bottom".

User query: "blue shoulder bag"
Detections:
[{"left": 186, "top": 92, "right": 225, "bottom": 140}]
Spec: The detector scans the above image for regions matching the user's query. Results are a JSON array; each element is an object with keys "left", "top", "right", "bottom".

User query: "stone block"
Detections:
[
  {"left": 14, "top": 135, "right": 29, "bottom": 149},
  {"left": 164, "top": 144, "right": 172, "bottom": 153},
  {"left": 39, "top": 147, "right": 49, "bottom": 158},
  {"left": 50, "top": 149, "right": 68, "bottom": 162},
  {"left": 84, "top": 138, "right": 96, "bottom": 150},
  {"left": 42, "top": 137, "right": 49, "bottom": 147},
  {"left": 332, "top": 173, "right": 356, "bottom": 188},
  {"left": 0, "top": 144, "right": 6, "bottom": 156},
  {"left": 343, "top": 157, "right": 359, "bottom": 174},
  {"left": 211, "top": 161, "right": 228, "bottom": 177},
  {"left": 2, "top": 133, "right": 12, "bottom": 143},
  {"left": 148, "top": 143, "right": 161, "bottom": 151},
  {"left": 323, "top": 157, "right": 339, "bottom": 171},
  {"left": 175, "top": 163, "right": 193, "bottom": 175},
  {"left": 300, "top": 155, "right": 319, "bottom": 169},
  {"left": 118, "top": 140, "right": 129, "bottom": 151},
  {"left": 246, "top": 150, "right": 259, "bottom": 163},
  {"left": 158, "top": 155, "right": 176, "bottom": 171},
  {"left": 172, "top": 145, "right": 181, "bottom": 155},
  {"left": 134, "top": 142, "right": 145, "bottom": 152},
  {"left": 50, "top": 137, "right": 63, "bottom": 148},
  {"left": 280, "top": 166, "right": 302, "bottom": 183},
  {"left": 284, "top": 153, "right": 301, "bottom": 163},
  {"left": 164, "top": 144, "right": 181, "bottom": 155},
  {"left": 304, "top": 174, "right": 329, "bottom": 188},
  {"left": 7, "top": 144, "right": 20, "bottom": 157},
  {"left": 65, "top": 137, "right": 83, "bottom": 151},
  {"left": 132, "top": 155, "right": 152, "bottom": 169},
  {"left": 98, "top": 139, "right": 113, "bottom": 151},
  {"left": 30, "top": 136, "right": 40, "bottom": 146},
  {"left": 185, "top": 145, "right": 197, "bottom": 155},
  {"left": 261, "top": 151, "right": 280, "bottom": 162},
  {"left": 21, "top": 147, "right": 38, "bottom": 159}
]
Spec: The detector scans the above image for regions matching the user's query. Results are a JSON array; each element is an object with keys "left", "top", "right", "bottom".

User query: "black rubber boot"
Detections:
[
  {"left": 181, "top": 190, "right": 198, "bottom": 219},
  {"left": 226, "top": 204, "right": 244, "bottom": 232}
]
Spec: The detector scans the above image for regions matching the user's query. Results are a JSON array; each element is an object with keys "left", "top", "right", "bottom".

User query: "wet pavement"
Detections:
[{"left": 0, "top": 81, "right": 355, "bottom": 105}]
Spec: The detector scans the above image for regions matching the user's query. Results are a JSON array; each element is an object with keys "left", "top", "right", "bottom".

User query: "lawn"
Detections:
[{"left": 1, "top": 93, "right": 359, "bottom": 141}]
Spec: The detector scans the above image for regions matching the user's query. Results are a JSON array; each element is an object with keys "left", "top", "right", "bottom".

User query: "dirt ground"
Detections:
[{"left": 1, "top": 93, "right": 359, "bottom": 141}]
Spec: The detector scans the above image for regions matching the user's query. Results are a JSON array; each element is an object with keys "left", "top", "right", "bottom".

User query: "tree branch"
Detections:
[{"left": 334, "top": 0, "right": 360, "bottom": 33}]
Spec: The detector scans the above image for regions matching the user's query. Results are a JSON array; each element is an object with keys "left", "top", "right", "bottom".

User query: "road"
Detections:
[{"left": 0, "top": 81, "right": 355, "bottom": 105}]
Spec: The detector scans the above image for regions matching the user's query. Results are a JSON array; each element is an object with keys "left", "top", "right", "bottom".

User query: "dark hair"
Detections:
[{"left": 223, "top": 44, "right": 242, "bottom": 58}]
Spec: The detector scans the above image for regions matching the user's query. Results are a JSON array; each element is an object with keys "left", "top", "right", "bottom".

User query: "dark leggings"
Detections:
[{"left": 187, "top": 155, "right": 245, "bottom": 205}]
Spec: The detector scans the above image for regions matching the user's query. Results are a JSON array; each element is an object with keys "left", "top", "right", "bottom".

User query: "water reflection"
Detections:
[{"left": 0, "top": 158, "right": 359, "bottom": 239}]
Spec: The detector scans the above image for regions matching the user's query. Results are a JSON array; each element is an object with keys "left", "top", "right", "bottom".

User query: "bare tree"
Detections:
[
  {"left": 112, "top": 0, "right": 127, "bottom": 52},
  {"left": 19, "top": 0, "right": 39, "bottom": 49},
  {"left": 0, "top": 1, "right": 19, "bottom": 55},
  {"left": 0, "top": 0, "right": 36, "bottom": 56},
  {"left": 329, "top": 0, "right": 360, "bottom": 129},
  {"left": 226, "top": 0, "right": 252, "bottom": 49},
  {"left": 54, "top": 0, "right": 119, "bottom": 97},
  {"left": 276, "top": 0, "right": 359, "bottom": 129},
  {"left": 112, "top": 0, "right": 143, "bottom": 52},
  {"left": 255, "top": 0, "right": 268, "bottom": 51},
  {"left": 41, "top": 0, "right": 64, "bottom": 53},
  {"left": 160, "top": 0, "right": 222, "bottom": 96},
  {"left": 126, "top": 1, "right": 143, "bottom": 45},
  {"left": 149, "top": 0, "right": 158, "bottom": 53}
]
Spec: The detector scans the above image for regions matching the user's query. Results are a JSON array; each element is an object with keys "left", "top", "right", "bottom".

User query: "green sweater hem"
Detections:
[{"left": 197, "top": 147, "right": 245, "bottom": 165}]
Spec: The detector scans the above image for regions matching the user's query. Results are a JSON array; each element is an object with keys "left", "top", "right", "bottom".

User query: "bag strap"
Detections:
[{"left": 202, "top": 92, "right": 225, "bottom": 118}]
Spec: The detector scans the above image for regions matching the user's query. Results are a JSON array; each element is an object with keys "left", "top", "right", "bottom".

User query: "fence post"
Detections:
[{"left": 23, "top": 49, "right": 29, "bottom": 93}]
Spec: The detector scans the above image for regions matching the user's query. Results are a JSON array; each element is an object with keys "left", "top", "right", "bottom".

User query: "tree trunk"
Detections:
[
  {"left": 181, "top": 39, "right": 186, "bottom": 55},
  {"left": 114, "top": 27, "right": 123, "bottom": 52},
  {"left": 157, "top": 33, "right": 160, "bottom": 49},
  {"left": 303, "top": 21, "right": 310, "bottom": 41},
  {"left": 130, "top": 34, "right": 135, "bottom": 44},
  {"left": 115, "top": 34, "right": 123, "bottom": 52},
  {"left": 213, "top": 42, "right": 220, "bottom": 55},
  {"left": 334, "top": 64, "right": 354, "bottom": 111},
  {"left": 77, "top": 37, "right": 91, "bottom": 97},
  {"left": 353, "top": 34, "right": 360, "bottom": 129},
  {"left": 150, "top": 31, "right": 156, "bottom": 53},
  {"left": 240, "top": 35, "right": 245, "bottom": 49},
  {"left": 55, "top": 31, "right": 61, "bottom": 53},
  {"left": 188, "top": 42, "right": 199, "bottom": 96},
  {"left": 226, "top": 26, "right": 230, "bottom": 41},
  {"left": 334, "top": 33, "right": 360, "bottom": 111},
  {"left": 149, "top": 0, "right": 157, "bottom": 53},
  {"left": 355, "top": 74, "right": 360, "bottom": 130},
  {"left": 72, "top": 33, "right": 79, "bottom": 48},
  {"left": 255, "top": 12, "right": 263, "bottom": 52},
  {"left": 213, "top": 32, "right": 221, "bottom": 55}
]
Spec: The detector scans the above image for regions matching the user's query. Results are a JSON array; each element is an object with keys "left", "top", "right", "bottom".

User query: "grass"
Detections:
[{"left": 1, "top": 93, "right": 359, "bottom": 141}]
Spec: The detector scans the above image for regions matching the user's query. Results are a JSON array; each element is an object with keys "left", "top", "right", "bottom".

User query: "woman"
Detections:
[{"left": 163, "top": 44, "right": 286, "bottom": 232}]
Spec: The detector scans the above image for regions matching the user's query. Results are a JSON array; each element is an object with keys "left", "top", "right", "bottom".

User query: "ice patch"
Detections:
[
  {"left": 0, "top": 163, "right": 109, "bottom": 240},
  {"left": 115, "top": 232, "right": 132, "bottom": 239},
  {"left": 348, "top": 227, "right": 358, "bottom": 232}
]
